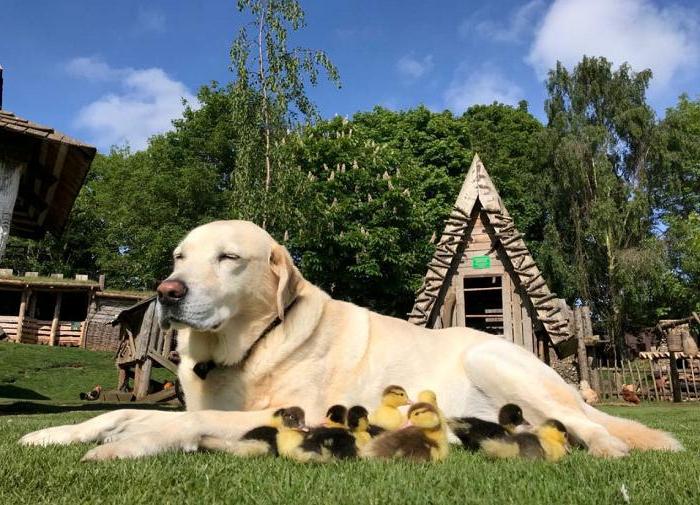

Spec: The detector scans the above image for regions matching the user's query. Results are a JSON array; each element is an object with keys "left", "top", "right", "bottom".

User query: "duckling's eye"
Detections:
[{"left": 218, "top": 253, "right": 240, "bottom": 261}]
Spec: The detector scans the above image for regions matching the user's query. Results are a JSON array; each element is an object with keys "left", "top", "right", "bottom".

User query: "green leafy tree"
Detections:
[
  {"left": 541, "top": 57, "right": 664, "bottom": 341},
  {"left": 279, "top": 116, "right": 453, "bottom": 315},
  {"left": 231, "top": 0, "right": 340, "bottom": 196}
]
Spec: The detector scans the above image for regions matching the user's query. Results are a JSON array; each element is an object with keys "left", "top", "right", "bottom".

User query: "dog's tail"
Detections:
[{"left": 582, "top": 403, "right": 683, "bottom": 452}]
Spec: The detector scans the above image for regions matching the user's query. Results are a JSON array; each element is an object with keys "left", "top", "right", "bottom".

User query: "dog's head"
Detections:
[{"left": 157, "top": 220, "right": 303, "bottom": 332}]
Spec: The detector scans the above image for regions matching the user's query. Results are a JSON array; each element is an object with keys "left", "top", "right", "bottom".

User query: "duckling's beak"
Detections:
[
  {"left": 402, "top": 420, "right": 413, "bottom": 428},
  {"left": 322, "top": 417, "right": 331, "bottom": 426}
]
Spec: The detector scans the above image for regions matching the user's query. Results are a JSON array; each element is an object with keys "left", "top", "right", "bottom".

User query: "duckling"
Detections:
[
  {"left": 417, "top": 389, "right": 447, "bottom": 424},
  {"left": 361, "top": 402, "right": 449, "bottom": 462},
  {"left": 348, "top": 406, "right": 372, "bottom": 448},
  {"left": 200, "top": 406, "right": 305, "bottom": 457},
  {"left": 369, "top": 385, "right": 412, "bottom": 431},
  {"left": 298, "top": 424, "right": 358, "bottom": 461},
  {"left": 481, "top": 419, "right": 569, "bottom": 462},
  {"left": 323, "top": 405, "right": 348, "bottom": 428},
  {"left": 276, "top": 407, "right": 327, "bottom": 462},
  {"left": 447, "top": 403, "right": 528, "bottom": 452}
]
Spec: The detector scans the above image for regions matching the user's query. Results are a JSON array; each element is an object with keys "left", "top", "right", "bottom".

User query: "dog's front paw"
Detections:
[
  {"left": 19, "top": 426, "right": 78, "bottom": 446},
  {"left": 81, "top": 440, "right": 154, "bottom": 461},
  {"left": 588, "top": 434, "right": 630, "bottom": 458}
]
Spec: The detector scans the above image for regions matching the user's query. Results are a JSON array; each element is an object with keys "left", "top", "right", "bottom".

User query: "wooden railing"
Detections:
[
  {"left": 0, "top": 314, "right": 19, "bottom": 340},
  {"left": 591, "top": 355, "right": 700, "bottom": 402}
]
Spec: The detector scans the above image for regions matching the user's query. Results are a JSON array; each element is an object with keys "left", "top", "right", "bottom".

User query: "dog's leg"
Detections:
[
  {"left": 462, "top": 340, "right": 632, "bottom": 458},
  {"left": 80, "top": 409, "right": 274, "bottom": 461},
  {"left": 19, "top": 409, "right": 181, "bottom": 447}
]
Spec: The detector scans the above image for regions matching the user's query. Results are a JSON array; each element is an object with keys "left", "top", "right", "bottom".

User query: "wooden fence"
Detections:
[{"left": 591, "top": 354, "right": 700, "bottom": 402}]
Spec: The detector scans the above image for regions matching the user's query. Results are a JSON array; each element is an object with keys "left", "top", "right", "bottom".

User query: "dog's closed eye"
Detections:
[{"left": 218, "top": 253, "right": 240, "bottom": 261}]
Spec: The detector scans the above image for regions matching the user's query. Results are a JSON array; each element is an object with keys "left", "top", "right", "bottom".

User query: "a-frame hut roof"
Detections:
[
  {"left": 0, "top": 109, "right": 96, "bottom": 239},
  {"left": 409, "top": 154, "right": 574, "bottom": 352}
]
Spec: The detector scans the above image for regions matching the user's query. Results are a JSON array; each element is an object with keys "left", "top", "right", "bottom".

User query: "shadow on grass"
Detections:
[
  {"left": 0, "top": 385, "right": 51, "bottom": 400},
  {"left": 0, "top": 400, "right": 183, "bottom": 415}
]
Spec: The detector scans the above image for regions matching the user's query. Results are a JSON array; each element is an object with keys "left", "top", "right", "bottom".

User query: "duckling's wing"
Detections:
[
  {"left": 302, "top": 428, "right": 358, "bottom": 459},
  {"left": 366, "top": 427, "right": 433, "bottom": 461},
  {"left": 367, "top": 424, "right": 385, "bottom": 437},
  {"left": 448, "top": 417, "right": 507, "bottom": 452},
  {"left": 514, "top": 433, "right": 545, "bottom": 460}
]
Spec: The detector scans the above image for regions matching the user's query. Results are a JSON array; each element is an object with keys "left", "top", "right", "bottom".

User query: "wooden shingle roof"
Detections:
[{"left": 0, "top": 110, "right": 96, "bottom": 239}]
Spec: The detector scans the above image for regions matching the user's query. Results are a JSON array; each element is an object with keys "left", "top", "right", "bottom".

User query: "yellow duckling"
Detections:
[
  {"left": 348, "top": 406, "right": 372, "bottom": 448},
  {"left": 362, "top": 402, "right": 449, "bottom": 462},
  {"left": 417, "top": 389, "right": 447, "bottom": 424},
  {"left": 481, "top": 419, "right": 569, "bottom": 462},
  {"left": 369, "top": 385, "right": 412, "bottom": 431}
]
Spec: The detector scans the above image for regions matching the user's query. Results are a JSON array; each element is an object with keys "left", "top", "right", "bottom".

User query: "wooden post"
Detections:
[
  {"left": 49, "top": 292, "right": 62, "bottom": 346},
  {"left": 16, "top": 288, "right": 30, "bottom": 343},
  {"left": 0, "top": 159, "right": 22, "bottom": 261},
  {"left": 79, "top": 291, "right": 96, "bottom": 348},
  {"left": 668, "top": 352, "right": 682, "bottom": 403},
  {"left": 574, "top": 307, "right": 590, "bottom": 384},
  {"left": 134, "top": 359, "right": 152, "bottom": 400}
]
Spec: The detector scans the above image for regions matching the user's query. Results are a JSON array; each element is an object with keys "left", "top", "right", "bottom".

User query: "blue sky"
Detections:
[{"left": 1, "top": 0, "right": 698, "bottom": 152}]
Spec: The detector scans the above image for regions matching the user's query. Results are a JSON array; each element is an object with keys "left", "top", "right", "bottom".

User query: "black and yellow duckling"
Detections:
[
  {"left": 447, "top": 403, "right": 528, "bottom": 452},
  {"left": 348, "top": 406, "right": 372, "bottom": 448},
  {"left": 369, "top": 385, "right": 412, "bottom": 431},
  {"left": 323, "top": 405, "right": 348, "bottom": 429},
  {"left": 361, "top": 402, "right": 449, "bottom": 462},
  {"left": 200, "top": 406, "right": 305, "bottom": 457},
  {"left": 481, "top": 419, "right": 569, "bottom": 462},
  {"left": 277, "top": 407, "right": 357, "bottom": 463}
]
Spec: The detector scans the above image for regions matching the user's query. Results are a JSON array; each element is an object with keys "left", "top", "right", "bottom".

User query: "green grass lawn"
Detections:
[
  {"left": 0, "top": 341, "right": 118, "bottom": 402},
  {"left": 1, "top": 343, "right": 699, "bottom": 504},
  {"left": 0, "top": 341, "right": 174, "bottom": 410}
]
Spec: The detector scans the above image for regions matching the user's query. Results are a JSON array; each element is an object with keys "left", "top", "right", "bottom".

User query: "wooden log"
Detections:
[
  {"left": 15, "top": 288, "right": 29, "bottom": 343},
  {"left": 147, "top": 350, "right": 178, "bottom": 375},
  {"left": 49, "top": 293, "right": 62, "bottom": 346},
  {"left": 451, "top": 206, "right": 470, "bottom": 219},
  {"left": 669, "top": 351, "right": 682, "bottom": 403},
  {"left": 689, "top": 357, "right": 699, "bottom": 400},
  {"left": 634, "top": 361, "right": 648, "bottom": 400},
  {"left": 649, "top": 359, "right": 660, "bottom": 401},
  {"left": 575, "top": 307, "right": 590, "bottom": 384},
  {"left": 133, "top": 359, "right": 153, "bottom": 401},
  {"left": 429, "top": 256, "right": 452, "bottom": 268}
]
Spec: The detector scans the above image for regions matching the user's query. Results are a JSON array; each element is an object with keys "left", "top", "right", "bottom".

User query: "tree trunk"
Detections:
[{"left": 0, "top": 159, "right": 21, "bottom": 260}]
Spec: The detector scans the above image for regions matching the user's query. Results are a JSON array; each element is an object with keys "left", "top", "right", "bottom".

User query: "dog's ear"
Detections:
[{"left": 269, "top": 243, "right": 301, "bottom": 320}]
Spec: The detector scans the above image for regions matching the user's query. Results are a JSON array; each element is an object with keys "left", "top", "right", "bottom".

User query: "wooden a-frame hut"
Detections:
[{"left": 409, "top": 155, "right": 579, "bottom": 360}]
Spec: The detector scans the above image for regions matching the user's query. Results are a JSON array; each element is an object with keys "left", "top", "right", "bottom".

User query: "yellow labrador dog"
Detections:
[{"left": 20, "top": 220, "right": 681, "bottom": 460}]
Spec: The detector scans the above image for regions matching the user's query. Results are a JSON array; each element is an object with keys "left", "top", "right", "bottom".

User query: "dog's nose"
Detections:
[{"left": 157, "top": 279, "right": 188, "bottom": 304}]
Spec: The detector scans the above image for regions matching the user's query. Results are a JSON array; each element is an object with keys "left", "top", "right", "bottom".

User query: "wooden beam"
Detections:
[
  {"left": 37, "top": 142, "right": 68, "bottom": 226},
  {"left": 133, "top": 359, "right": 153, "bottom": 401},
  {"left": 49, "top": 292, "right": 62, "bottom": 346},
  {"left": 16, "top": 288, "right": 30, "bottom": 342}
]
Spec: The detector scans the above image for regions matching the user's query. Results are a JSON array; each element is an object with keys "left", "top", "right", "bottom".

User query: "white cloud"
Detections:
[
  {"left": 396, "top": 54, "right": 434, "bottom": 80},
  {"left": 464, "top": 0, "right": 545, "bottom": 43},
  {"left": 66, "top": 57, "right": 123, "bottom": 81},
  {"left": 527, "top": 0, "right": 700, "bottom": 89},
  {"left": 444, "top": 67, "right": 523, "bottom": 112},
  {"left": 67, "top": 57, "right": 195, "bottom": 151}
]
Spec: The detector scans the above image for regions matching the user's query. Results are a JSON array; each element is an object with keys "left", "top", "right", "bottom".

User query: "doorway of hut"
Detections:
[{"left": 462, "top": 275, "right": 504, "bottom": 335}]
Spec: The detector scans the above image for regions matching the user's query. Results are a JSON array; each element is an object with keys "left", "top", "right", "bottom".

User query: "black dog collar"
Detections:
[{"left": 193, "top": 297, "right": 298, "bottom": 380}]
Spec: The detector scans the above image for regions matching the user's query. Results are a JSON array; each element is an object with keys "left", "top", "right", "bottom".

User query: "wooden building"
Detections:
[
  {"left": 0, "top": 271, "right": 147, "bottom": 350},
  {"left": 409, "top": 155, "right": 578, "bottom": 360}
]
